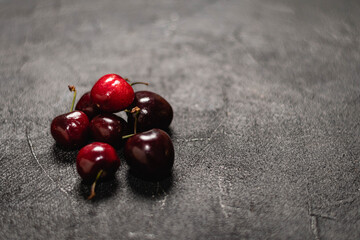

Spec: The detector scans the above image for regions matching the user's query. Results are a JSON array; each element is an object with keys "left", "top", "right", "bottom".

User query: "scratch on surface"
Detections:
[
  {"left": 307, "top": 185, "right": 320, "bottom": 240},
  {"left": 159, "top": 193, "right": 168, "bottom": 209},
  {"left": 157, "top": 182, "right": 168, "bottom": 210},
  {"left": 192, "top": 119, "right": 225, "bottom": 166},
  {"left": 160, "top": 193, "right": 168, "bottom": 209},
  {"left": 310, "top": 213, "right": 336, "bottom": 220},
  {"left": 310, "top": 214, "right": 320, "bottom": 240},
  {"left": 26, "top": 127, "right": 69, "bottom": 197},
  {"left": 143, "top": 213, "right": 154, "bottom": 217},
  {"left": 128, "top": 232, "right": 155, "bottom": 239},
  {"left": 327, "top": 196, "right": 358, "bottom": 206},
  {"left": 218, "top": 177, "right": 229, "bottom": 218},
  {"left": 210, "top": 120, "right": 225, "bottom": 140},
  {"left": 194, "top": 144, "right": 212, "bottom": 165},
  {"left": 175, "top": 137, "right": 211, "bottom": 143}
]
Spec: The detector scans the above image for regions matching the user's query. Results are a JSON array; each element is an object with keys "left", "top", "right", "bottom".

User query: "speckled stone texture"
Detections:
[{"left": 1, "top": 0, "right": 360, "bottom": 239}]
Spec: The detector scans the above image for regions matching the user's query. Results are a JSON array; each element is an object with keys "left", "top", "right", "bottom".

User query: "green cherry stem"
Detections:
[
  {"left": 68, "top": 85, "right": 77, "bottom": 112},
  {"left": 122, "top": 106, "right": 141, "bottom": 139},
  {"left": 88, "top": 169, "right": 103, "bottom": 200},
  {"left": 122, "top": 133, "right": 135, "bottom": 139},
  {"left": 132, "top": 106, "right": 141, "bottom": 134},
  {"left": 130, "top": 82, "right": 149, "bottom": 86}
]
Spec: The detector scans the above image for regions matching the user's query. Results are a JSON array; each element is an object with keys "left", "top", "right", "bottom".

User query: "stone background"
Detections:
[{"left": 1, "top": 0, "right": 360, "bottom": 239}]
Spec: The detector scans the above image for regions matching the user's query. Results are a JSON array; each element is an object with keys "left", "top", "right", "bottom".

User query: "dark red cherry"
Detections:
[
  {"left": 90, "top": 113, "right": 130, "bottom": 147},
  {"left": 90, "top": 74, "right": 134, "bottom": 113},
  {"left": 76, "top": 142, "right": 120, "bottom": 183},
  {"left": 75, "top": 91, "right": 101, "bottom": 119},
  {"left": 51, "top": 85, "right": 90, "bottom": 149},
  {"left": 51, "top": 111, "right": 90, "bottom": 149},
  {"left": 127, "top": 91, "right": 173, "bottom": 132},
  {"left": 124, "top": 129, "right": 174, "bottom": 179}
]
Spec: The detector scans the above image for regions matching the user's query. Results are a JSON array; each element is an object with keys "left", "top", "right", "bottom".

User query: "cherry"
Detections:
[
  {"left": 76, "top": 142, "right": 120, "bottom": 199},
  {"left": 51, "top": 86, "right": 89, "bottom": 149},
  {"left": 127, "top": 91, "right": 173, "bottom": 132},
  {"left": 90, "top": 113, "right": 130, "bottom": 147},
  {"left": 124, "top": 129, "right": 174, "bottom": 179},
  {"left": 75, "top": 91, "right": 101, "bottom": 119},
  {"left": 90, "top": 74, "right": 134, "bottom": 113}
]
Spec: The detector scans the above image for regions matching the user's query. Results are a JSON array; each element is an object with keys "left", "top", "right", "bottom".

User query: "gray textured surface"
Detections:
[{"left": 1, "top": 0, "right": 360, "bottom": 239}]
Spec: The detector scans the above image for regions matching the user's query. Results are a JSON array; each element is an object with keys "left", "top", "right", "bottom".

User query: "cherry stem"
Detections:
[
  {"left": 130, "top": 82, "right": 149, "bottom": 86},
  {"left": 68, "top": 85, "right": 77, "bottom": 112},
  {"left": 88, "top": 169, "right": 103, "bottom": 200},
  {"left": 134, "top": 112, "right": 139, "bottom": 134},
  {"left": 121, "top": 107, "right": 140, "bottom": 139},
  {"left": 121, "top": 107, "right": 141, "bottom": 138},
  {"left": 131, "top": 106, "right": 141, "bottom": 134},
  {"left": 122, "top": 133, "right": 135, "bottom": 139}
]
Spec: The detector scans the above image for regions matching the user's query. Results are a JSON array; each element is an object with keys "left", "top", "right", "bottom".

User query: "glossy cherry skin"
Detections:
[
  {"left": 90, "top": 74, "right": 134, "bottom": 113},
  {"left": 124, "top": 129, "right": 174, "bottom": 179},
  {"left": 90, "top": 113, "right": 130, "bottom": 147},
  {"left": 75, "top": 91, "right": 101, "bottom": 119},
  {"left": 51, "top": 111, "right": 90, "bottom": 149},
  {"left": 76, "top": 142, "right": 120, "bottom": 183},
  {"left": 127, "top": 91, "right": 173, "bottom": 132}
]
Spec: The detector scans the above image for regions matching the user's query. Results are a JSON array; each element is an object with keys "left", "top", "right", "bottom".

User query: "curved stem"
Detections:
[
  {"left": 130, "top": 82, "right": 149, "bottom": 86},
  {"left": 88, "top": 169, "right": 103, "bottom": 200},
  {"left": 68, "top": 85, "right": 77, "bottom": 112},
  {"left": 122, "top": 107, "right": 140, "bottom": 138}
]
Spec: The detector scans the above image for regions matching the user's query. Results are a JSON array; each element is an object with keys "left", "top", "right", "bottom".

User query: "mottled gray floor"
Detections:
[{"left": 1, "top": 0, "right": 360, "bottom": 239}]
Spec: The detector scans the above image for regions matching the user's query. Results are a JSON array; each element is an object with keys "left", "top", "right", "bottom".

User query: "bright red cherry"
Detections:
[
  {"left": 75, "top": 91, "right": 101, "bottom": 119},
  {"left": 76, "top": 142, "right": 121, "bottom": 199},
  {"left": 90, "top": 113, "right": 130, "bottom": 147},
  {"left": 76, "top": 142, "right": 120, "bottom": 182},
  {"left": 127, "top": 91, "right": 173, "bottom": 132},
  {"left": 124, "top": 129, "right": 174, "bottom": 179},
  {"left": 90, "top": 74, "right": 134, "bottom": 113},
  {"left": 51, "top": 86, "right": 89, "bottom": 149}
]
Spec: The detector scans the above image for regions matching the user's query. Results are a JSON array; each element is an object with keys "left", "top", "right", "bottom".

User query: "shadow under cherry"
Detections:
[
  {"left": 52, "top": 144, "right": 77, "bottom": 165},
  {"left": 76, "top": 176, "right": 120, "bottom": 202},
  {"left": 126, "top": 170, "right": 173, "bottom": 199}
]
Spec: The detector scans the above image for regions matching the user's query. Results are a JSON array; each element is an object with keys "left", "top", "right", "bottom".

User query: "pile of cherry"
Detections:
[{"left": 50, "top": 74, "right": 174, "bottom": 199}]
